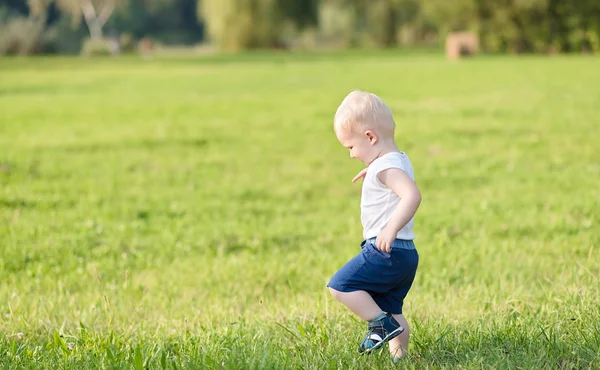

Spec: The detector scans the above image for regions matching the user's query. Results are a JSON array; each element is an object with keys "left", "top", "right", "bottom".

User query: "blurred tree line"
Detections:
[{"left": 1, "top": 0, "right": 599, "bottom": 55}]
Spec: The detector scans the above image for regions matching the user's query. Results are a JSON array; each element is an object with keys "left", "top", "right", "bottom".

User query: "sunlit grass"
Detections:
[{"left": 1, "top": 52, "right": 599, "bottom": 369}]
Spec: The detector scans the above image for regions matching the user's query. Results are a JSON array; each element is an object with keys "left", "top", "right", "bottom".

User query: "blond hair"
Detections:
[{"left": 333, "top": 90, "right": 395, "bottom": 137}]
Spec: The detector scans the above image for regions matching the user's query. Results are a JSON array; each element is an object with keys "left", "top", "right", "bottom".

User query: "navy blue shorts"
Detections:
[{"left": 327, "top": 238, "right": 419, "bottom": 314}]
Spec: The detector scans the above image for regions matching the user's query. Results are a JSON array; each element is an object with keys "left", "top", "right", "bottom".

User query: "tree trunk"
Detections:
[
  {"left": 80, "top": 0, "right": 114, "bottom": 40},
  {"left": 87, "top": 19, "right": 103, "bottom": 40}
]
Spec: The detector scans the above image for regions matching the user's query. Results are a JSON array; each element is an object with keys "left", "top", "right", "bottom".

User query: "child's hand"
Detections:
[
  {"left": 352, "top": 168, "right": 368, "bottom": 183},
  {"left": 376, "top": 226, "right": 397, "bottom": 253}
]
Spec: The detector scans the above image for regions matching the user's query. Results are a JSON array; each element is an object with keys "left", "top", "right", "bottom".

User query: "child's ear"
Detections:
[{"left": 365, "top": 130, "right": 378, "bottom": 144}]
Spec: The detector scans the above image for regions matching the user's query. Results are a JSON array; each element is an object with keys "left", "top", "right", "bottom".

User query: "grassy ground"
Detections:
[{"left": 1, "top": 51, "right": 599, "bottom": 369}]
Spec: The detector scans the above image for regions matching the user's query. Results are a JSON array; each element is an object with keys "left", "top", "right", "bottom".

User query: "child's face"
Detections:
[{"left": 335, "top": 127, "right": 378, "bottom": 165}]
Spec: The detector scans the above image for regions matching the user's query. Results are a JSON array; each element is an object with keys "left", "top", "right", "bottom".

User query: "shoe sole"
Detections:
[{"left": 361, "top": 326, "right": 404, "bottom": 354}]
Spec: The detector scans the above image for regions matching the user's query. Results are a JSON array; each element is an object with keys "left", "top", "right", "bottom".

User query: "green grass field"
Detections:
[{"left": 1, "top": 52, "right": 599, "bottom": 369}]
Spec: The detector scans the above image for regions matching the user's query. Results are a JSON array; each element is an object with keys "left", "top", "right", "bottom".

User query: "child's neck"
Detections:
[{"left": 373, "top": 139, "right": 400, "bottom": 161}]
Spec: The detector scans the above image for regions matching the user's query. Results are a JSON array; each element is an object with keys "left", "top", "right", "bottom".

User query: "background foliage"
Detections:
[{"left": 1, "top": 0, "right": 599, "bottom": 54}]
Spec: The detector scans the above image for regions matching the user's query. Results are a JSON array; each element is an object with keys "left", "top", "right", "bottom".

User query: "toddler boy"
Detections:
[{"left": 327, "top": 90, "right": 421, "bottom": 360}]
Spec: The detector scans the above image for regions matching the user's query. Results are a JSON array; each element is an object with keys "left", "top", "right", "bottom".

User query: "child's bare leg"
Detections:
[
  {"left": 328, "top": 288, "right": 383, "bottom": 321},
  {"left": 388, "top": 314, "right": 410, "bottom": 358}
]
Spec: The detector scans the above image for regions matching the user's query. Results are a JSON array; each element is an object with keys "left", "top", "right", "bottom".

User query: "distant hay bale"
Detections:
[
  {"left": 137, "top": 37, "right": 153, "bottom": 60},
  {"left": 445, "top": 32, "right": 478, "bottom": 60}
]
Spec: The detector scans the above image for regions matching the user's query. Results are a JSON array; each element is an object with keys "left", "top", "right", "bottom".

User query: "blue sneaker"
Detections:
[{"left": 358, "top": 312, "right": 404, "bottom": 354}]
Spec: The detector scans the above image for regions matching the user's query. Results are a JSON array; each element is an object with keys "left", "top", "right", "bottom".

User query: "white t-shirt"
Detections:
[{"left": 361, "top": 151, "right": 416, "bottom": 240}]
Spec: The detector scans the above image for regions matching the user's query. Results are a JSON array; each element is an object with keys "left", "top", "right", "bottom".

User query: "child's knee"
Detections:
[{"left": 328, "top": 287, "right": 343, "bottom": 301}]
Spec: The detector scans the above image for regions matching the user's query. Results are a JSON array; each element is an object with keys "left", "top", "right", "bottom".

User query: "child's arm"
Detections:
[
  {"left": 352, "top": 168, "right": 368, "bottom": 183},
  {"left": 375, "top": 168, "right": 422, "bottom": 252}
]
